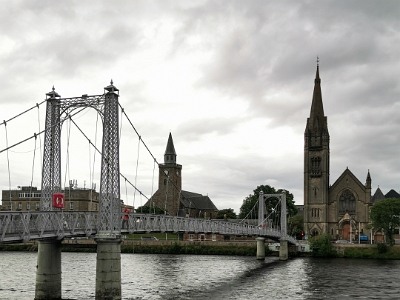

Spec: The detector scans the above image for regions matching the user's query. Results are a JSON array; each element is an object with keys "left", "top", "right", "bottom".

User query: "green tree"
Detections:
[
  {"left": 136, "top": 205, "right": 165, "bottom": 214},
  {"left": 239, "top": 185, "right": 298, "bottom": 219},
  {"left": 370, "top": 198, "right": 400, "bottom": 246},
  {"left": 216, "top": 208, "right": 237, "bottom": 219},
  {"left": 289, "top": 213, "right": 304, "bottom": 239}
]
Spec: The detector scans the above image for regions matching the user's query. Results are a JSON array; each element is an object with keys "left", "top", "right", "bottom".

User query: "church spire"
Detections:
[
  {"left": 164, "top": 132, "right": 177, "bottom": 164},
  {"left": 309, "top": 61, "right": 325, "bottom": 131},
  {"left": 366, "top": 169, "right": 371, "bottom": 189}
]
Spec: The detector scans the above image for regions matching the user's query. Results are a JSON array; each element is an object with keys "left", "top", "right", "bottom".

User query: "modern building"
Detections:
[{"left": 147, "top": 133, "right": 218, "bottom": 219}]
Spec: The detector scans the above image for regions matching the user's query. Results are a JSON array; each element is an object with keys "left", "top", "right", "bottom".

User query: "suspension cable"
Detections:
[
  {"left": 4, "top": 121, "right": 12, "bottom": 210},
  {"left": 36, "top": 103, "right": 43, "bottom": 176},
  {"left": 0, "top": 100, "right": 46, "bottom": 127},
  {"left": 133, "top": 136, "right": 141, "bottom": 208},
  {"left": 29, "top": 134, "right": 38, "bottom": 206},
  {"left": 63, "top": 113, "right": 72, "bottom": 190},
  {"left": 150, "top": 160, "right": 156, "bottom": 212}
]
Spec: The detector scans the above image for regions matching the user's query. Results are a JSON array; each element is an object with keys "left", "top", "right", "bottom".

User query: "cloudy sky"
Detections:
[{"left": 0, "top": 1, "right": 399, "bottom": 214}]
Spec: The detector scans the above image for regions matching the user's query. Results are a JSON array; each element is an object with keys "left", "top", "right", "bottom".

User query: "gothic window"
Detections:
[
  {"left": 310, "top": 157, "right": 322, "bottom": 177},
  {"left": 310, "top": 208, "right": 320, "bottom": 218},
  {"left": 339, "top": 189, "right": 356, "bottom": 214}
]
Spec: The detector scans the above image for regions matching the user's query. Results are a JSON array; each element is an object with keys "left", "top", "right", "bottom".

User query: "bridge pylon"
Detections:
[
  {"left": 36, "top": 82, "right": 123, "bottom": 300},
  {"left": 95, "top": 81, "right": 122, "bottom": 300}
]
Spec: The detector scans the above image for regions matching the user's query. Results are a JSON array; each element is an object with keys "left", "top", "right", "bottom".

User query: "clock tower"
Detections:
[{"left": 152, "top": 133, "right": 182, "bottom": 215}]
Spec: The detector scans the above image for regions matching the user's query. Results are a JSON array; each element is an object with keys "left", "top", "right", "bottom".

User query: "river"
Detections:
[{"left": 0, "top": 252, "right": 399, "bottom": 299}]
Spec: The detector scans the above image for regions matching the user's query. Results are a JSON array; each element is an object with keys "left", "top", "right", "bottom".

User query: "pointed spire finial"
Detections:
[
  {"left": 111, "top": 79, "right": 113, "bottom": 85},
  {"left": 316, "top": 56, "right": 319, "bottom": 67},
  {"left": 52, "top": 85, "right": 55, "bottom": 91}
]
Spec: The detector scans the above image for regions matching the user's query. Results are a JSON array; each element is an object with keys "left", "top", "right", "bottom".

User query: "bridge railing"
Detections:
[{"left": 1, "top": 211, "right": 299, "bottom": 245}]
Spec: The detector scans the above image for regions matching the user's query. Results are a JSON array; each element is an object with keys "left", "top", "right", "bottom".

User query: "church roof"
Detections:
[
  {"left": 372, "top": 187, "right": 385, "bottom": 203},
  {"left": 181, "top": 190, "right": 218, "bottom": 211},
  {"left": 385, "top": 189, "right": 400, "bottom": 199},
  {"left": 329, "top": 168, "right": 366, "bottom": 192},
  {"left": 164, "top": 132, "right": 176, "bottom": 156}
]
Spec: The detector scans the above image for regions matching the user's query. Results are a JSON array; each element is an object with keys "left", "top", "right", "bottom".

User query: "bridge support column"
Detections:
[
  {"left": 256, "top": 237, "right": 266, "bottom": 260},
  {"left": 95, "top": 235, "right": 122, "bottom": 300},
  {"left": 35, "top": 239, "right": 62, "bottom": 300},
  {"left": 279, "top": 240, "right": 288, "bottom": 261}
]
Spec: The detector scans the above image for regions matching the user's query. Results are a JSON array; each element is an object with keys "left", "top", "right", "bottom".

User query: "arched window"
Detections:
[{"left": 339, "top": 189, "right": 356, "bottom": 214}]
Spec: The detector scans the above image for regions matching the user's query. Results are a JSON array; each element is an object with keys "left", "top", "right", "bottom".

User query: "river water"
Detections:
[{"left": 0, "top": 252, "right": 399, "bottom": 299}]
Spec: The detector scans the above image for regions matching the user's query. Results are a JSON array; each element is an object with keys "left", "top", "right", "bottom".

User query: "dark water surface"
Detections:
[{"left": 0, "top": 252, "right": 399, "bottom": 299}]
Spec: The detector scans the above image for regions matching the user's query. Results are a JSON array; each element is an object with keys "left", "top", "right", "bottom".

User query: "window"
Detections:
[
  {"left": 35, "top": 202, "right": 40, "bottom": 210},
  {"left": 311, "top": 208, "right": 320, "bottom": 218},
  {"left": 18, "top": 192, "right": 41, "bottom": 198},
  {"left": 189, "top": 234, "right": 193, "bottom": 241},
  {"left": 18, "top": 202, "right": 22, "bottom": 210},
  {"left": 310, "top": 157, "right": 322, "bottom": 177},
  {"left": 339, "top": 189, "right": 356, "bottom": 214},
  {"left": 69, "top": 202, "right": 74, "bottom": 210},
  {"left": 212, "top": 234, "right": 216, "bottom": 241},
  {"left": 27, "top": 202, "right": 31, "bottom": 210}
]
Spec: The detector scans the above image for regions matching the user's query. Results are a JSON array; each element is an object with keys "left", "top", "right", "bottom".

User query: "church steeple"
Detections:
[
  {"left": 164, "top": 132, "right": 177, "bottom": 164},
  {"left": 308, "top": 63, "right": 325, "bottom": 133},
  {"left": 304, "top": 60, "right": 330, "bottom": 236},
  {"left": 305, "top": 60, "right": 329, "bottom": 148}
]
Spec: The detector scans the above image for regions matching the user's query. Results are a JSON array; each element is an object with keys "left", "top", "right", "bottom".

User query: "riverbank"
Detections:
[
  {"left": 0, "top": 239, "right": 272, "bottom": 256},
  {"left": 2, "top": 239, "right": 400, "bottom": 259}
]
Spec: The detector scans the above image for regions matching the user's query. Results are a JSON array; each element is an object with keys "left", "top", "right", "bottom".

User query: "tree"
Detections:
[
  {"left": 216, "top": 208, "right": 237, "bottom": 219},
  {"left": 289, "top": 214, "right": 304, "bottom": 239},
  {"left": 136, "top": 205, "right": 165, "bottom": 214},
  {"left": 239, "top": 185, "right": 298, "bottom": 220},
  {"left": 370, "top": 198, "right": 400, "bottom": 246}
]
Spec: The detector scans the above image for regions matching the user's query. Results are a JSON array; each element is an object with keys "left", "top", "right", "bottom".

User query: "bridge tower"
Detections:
[
  {"left": 95, "top": 81, "right": 122, "bottom": 300},
  {"left": 36, "top": 82, "right": 122, "bottom": 300},
  {"left": 257, "top": 191, "right": 288, "bottom": 260},
  {"left": 35, "top": 87, "right": 63, "bottom": 300}
]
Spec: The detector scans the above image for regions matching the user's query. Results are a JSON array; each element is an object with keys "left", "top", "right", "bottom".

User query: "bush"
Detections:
[
  {"left": 377, "top": 243, "right": 388, "bottom": 254},
  {"left": 309, "top": 234, "right": 337, "bottom": 258}
]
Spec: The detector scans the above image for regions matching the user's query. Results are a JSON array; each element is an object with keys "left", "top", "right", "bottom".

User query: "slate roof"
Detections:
[
  {"left": 181, "top": 190, "right": 218, "bottom": 211},
  {"left": 385, "top": 189, "right": 400, "bottom": 199},
  {"left": 372, "top": 187, "right": 385, "bottom": 203}
]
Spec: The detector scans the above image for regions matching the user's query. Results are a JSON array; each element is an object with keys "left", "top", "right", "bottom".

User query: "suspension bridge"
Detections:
[{"left": 0, "top": 82, "right": 300, "bottom": 300}]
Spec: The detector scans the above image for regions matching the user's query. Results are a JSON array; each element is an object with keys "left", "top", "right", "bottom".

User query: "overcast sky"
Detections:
[{"left": 0, "top": 1, "right": 399, "bottom": 214}]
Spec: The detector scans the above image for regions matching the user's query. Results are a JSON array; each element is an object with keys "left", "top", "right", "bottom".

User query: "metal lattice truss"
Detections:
[
  {"left": 40, "top": 84, "right": 120, "bottom": 235},
  {"left": 0, "top": 212, "right": 298, "bottom": 245}
]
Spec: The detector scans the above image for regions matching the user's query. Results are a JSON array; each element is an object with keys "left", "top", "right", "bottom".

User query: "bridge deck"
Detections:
[{"left": 0, "top": 211, "right": 298, "bottom": 245}]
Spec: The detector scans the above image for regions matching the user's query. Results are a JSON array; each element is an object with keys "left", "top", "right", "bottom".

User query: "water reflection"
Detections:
[{"left": 1, "top": 252, "right": 400, "bottom": 299}]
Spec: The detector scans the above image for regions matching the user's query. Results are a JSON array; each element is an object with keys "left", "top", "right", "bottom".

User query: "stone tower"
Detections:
[
  {"left": 304, "top": 64, "right": 330, "bottom": 236},
  {"left": 152, "top": 133, "right": 182, "bottom": 215}
]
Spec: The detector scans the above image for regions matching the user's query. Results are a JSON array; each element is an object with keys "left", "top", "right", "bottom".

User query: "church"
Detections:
[
  {"left": 147, "top": 133, "right": 218, "bottom": 219},
  {"left": 303, "top": 64, "right": 373, "bottom": 241}
]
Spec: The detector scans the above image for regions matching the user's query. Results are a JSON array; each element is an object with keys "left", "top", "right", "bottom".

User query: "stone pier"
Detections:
[
  {"left": 35, "top": 239, "right": 62, "bottom": 300},
  {"left": 95, "top": 235, "right": 122, "bottom": 300},
  {"left": 279, "top": 240, "right": 288, "bottom": 261},
  {"left": 256, "top": 237, "right": 266, "bottom": 260}
]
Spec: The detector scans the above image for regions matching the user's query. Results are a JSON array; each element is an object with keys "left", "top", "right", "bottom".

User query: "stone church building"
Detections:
[
  {"left": 147, "top": 133, "right": 218, "bottom": 219},
  {"left": 304, "top": 65, "right": 373, "bottom": 241}
]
